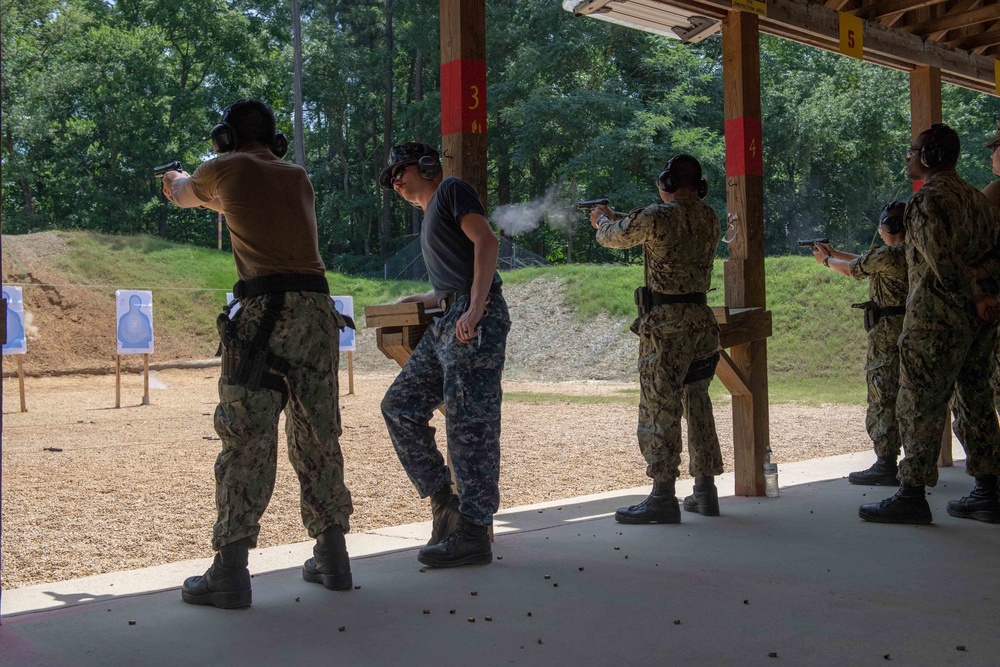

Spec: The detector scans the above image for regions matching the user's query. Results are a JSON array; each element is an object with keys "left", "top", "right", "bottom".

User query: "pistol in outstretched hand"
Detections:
[
  {"left": 577, "top": 198, "right": 610, "bottom": 211},
  {"left": 153, "top": 161, "right": 183, "bottom": 179},
  {"left": 797, "top": 237, "right": 830, "bottom": 249}
]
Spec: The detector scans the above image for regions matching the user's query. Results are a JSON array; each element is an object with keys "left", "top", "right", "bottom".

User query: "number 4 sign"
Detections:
[{"left": 839, "top": 13, "right": 864, "bottom": 61}]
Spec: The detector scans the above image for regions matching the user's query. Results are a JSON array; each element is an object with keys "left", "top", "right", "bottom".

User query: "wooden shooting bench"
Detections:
[
  {"left": 713, "top": 306, "right": 772, "bottom": 399},
  {"left": 364, "top": 302, "right": 438, "bottom": 367},
  {"left": 366, "top": 301, "right": 774, "bottom": 493}
]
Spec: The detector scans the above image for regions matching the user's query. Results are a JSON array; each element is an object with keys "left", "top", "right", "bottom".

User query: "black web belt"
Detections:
[
  {"left": 877, "top": 306, "right": 906, "bottom": 318},
  {"left": 852, "top": 301, "right": 905, "bottom": 332},
  {"left": 635, "top": 286, "right": 707, "bottom": 316},
  {"left": 649, "top": 291, "right": 707, "bottom": 306},
  {"left": 438, "top": 286, "right": 503, "bottom": 313},
  {"left": 233, "top": 273, "right": 329, "bottom": 300}
]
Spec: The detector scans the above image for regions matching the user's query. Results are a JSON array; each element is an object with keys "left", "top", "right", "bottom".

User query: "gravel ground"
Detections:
[
  {"left": 1, "top": 232, "right": 873, "bottom": 590},
  {"left": 1, "top": 368, "right": 870, "bottom": 590}
]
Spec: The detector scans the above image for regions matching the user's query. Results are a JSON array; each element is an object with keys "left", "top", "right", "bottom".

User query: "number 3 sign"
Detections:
[{"left": 441, "top": 59, "right": 487, "bottom": 136}]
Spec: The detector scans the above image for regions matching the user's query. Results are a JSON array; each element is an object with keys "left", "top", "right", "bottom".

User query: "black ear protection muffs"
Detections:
[
  {"left": 657, "top": 155, "right": 709, "bottom": 199},
  {"left": 417, "top": 155, "right": 442, "bottom": 180},
  {"left": 919, "top": 125, "right": 946, "bottom": 168},
  {"left": 210, "top": 101, "right": 288, "bottom": 158},
  {"left": 879, "top": 201, "right": 906, "bottom": 235}
]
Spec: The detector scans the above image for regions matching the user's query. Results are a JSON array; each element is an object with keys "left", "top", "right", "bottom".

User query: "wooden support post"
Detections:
[
  {"left": 910, "top": 66, "right": 943, "bottom": 137},
  {"left": 115, "top": 355, "right": 121, "bottom": 409},
  {"left": 723, "top": 10, "right": 770, "bottom": 497},
  {"left": 16, "top": 356, "right": 27, "bottom": 413},
  {"left": 910, "top": 65, "right": 954, "bottom": 468},
  {"left": 142, "top": 353, "right": 150, "bottom": 405},
  {"left": 910, "top": 66, "right": 942, "bottom": 192},
  {"left": 347, "top": 351, "right": 355, "bottom": 395},
  {"left": 440, "top": 0, "right": 488, "bottom": 206}
]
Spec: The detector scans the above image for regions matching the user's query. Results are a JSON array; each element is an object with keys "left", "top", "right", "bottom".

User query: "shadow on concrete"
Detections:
[{"left": 2, "top": 457, "right": 998, "bottom": 667}]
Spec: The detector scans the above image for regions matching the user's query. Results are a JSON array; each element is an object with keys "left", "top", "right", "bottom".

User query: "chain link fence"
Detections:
[{"left": 383, "top": 236, "right": 550, "bottom": 280}]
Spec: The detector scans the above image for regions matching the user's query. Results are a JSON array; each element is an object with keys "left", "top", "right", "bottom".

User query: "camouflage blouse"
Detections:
[
  {"left": 850, "top": 243, "right": 908, "bottom": 308},
  {"left": 595, "top": 193, "right": 720, "bottom": 295},
  {"left": 904, "top": 170, "right": 1000, "bottom": 330}
]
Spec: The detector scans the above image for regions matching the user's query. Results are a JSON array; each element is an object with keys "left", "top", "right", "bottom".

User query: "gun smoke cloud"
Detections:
[{"left": 490, "top": 187, "right": 577, "bottom": 237}]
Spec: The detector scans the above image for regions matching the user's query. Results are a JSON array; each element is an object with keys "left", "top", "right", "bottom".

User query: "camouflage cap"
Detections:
[
  {"left": 378, "top": 142, "right": 440, "bottom": 189},
  {"left": 986, "top": 120, "right": 1000, "bottom": 150}
]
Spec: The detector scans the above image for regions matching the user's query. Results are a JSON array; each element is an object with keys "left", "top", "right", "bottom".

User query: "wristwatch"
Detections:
[{"left": 823, "top": 256, "right": 831, "bottom": 267}]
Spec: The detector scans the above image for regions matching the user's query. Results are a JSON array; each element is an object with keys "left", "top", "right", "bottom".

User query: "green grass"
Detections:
[
  {"left": 505, "top": 256, "right": 871, "bottom": 404},
  {"left": 33, "top": 231, "right": 870, "bottom": 404}
]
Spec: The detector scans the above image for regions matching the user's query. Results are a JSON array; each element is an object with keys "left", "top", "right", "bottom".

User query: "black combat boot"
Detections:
[
  {"left": 181, "top": 537, "right": 252, "bottom": 609},
  {"left": 302, "top": 525, "right": 353, "bottom": 590},
  {"left": 682, "top": 476, "right": 720, "bottom": 516},
  {"left": 848, "top": 456, "right": 899, "bottom": 486},
  {"left": 427, "top": 485, "right": 461, "bottom": 546},
  {"left": 947, "top": 475, "right": 1000, "bottom": 523},
  {"left": 858, "top": 484, "right": 932, "bottom": 524},
  {"left": 417, "top": 514, "right": 492, "bottom": 568},
  {"left": 615, "top": 480, "right": 681, "bottom": 524}
]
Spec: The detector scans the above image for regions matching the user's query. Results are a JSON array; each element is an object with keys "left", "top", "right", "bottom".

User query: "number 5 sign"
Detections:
[{"left": 839, "top": 13, "right": 864, "bottom": 61}]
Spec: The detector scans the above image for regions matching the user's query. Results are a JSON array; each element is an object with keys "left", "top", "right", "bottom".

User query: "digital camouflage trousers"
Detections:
[{"left": 381, "top": 293, "right": 510, "bottom": 526}]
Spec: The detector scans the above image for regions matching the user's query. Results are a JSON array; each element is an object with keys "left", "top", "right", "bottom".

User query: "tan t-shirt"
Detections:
[{"left": 189, "top": 146, "right": 325, "bottom": 280}]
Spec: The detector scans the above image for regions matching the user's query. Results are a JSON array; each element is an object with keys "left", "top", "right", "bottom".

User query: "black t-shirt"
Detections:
[{"left": 421, "top": 177, "right": 502, "bottom": 300}]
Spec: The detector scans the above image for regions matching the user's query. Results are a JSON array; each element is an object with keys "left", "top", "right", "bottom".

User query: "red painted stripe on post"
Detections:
[
  {"left": 725, "top": 117, "right": 763, "bottom": 178},
  {"left": 441, "top": 59, "right": 487, "bottom": 136}
]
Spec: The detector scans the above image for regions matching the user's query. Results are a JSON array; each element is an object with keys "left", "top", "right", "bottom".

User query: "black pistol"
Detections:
[
  {"left": 577, "top": 198, "right": 610, "bottom": 211},
  {"left": 154, "top": 160, "right": 183, "bottom": 179},
  {"left": 797, "top": 238, "right": 830, "bottom": 248}
]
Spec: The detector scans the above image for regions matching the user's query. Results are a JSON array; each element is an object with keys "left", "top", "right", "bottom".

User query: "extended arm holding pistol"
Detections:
[
  {"left": 577, "top": 198, "right": 609, "bottom": 211},
  {"left": 154, "top": 161, "right": 183, "bottom": 179},
  {"left": 797, "top": 237, "right": 830, "bottom": 249}
]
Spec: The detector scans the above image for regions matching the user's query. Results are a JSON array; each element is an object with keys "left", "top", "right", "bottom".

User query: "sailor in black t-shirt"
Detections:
[{"left": 378, "top": 142, "right": 511, "bottom": 568}]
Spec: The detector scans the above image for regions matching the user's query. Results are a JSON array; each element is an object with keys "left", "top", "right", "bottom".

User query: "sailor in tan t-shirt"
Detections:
[{"left": 162, "top": 99, "right": 354, "bottom": 609}]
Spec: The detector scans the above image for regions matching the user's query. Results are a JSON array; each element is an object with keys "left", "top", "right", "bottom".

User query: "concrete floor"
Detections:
[{"left": 2, "top": 447, "right": 999, "bottom": 667}]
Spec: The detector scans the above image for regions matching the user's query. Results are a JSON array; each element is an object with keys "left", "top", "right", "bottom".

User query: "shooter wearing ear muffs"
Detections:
[
  {"left": 377, "top": 141, "right": 510, "bottom": 569},
  {"left": 590, "top": 154, "right": 724, "bottom": 524},
  {"left": 860, "top": 123, "right": 1000, "bottom": 527},
  {"left": 162, "top": 99, "right": 356, "bottom": 608},
  {"left": 811, "top": 202, "right": 907, "bottom": 487}
]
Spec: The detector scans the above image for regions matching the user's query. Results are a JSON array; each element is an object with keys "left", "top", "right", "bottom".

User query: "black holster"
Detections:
[
  {"left": 217, "top": 294, "right": 289, "bottom": 397},
  {"left": 683, "top": 351, "right": 720, "bottom": 385}
]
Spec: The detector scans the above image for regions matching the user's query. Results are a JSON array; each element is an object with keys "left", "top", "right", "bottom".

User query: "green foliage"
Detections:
[{"left": 4, "top": 1, "right": 1000, "bottom": 274}]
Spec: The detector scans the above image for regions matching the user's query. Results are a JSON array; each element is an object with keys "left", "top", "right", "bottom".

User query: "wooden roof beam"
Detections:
[
  {"left": 927, "top": 0, "right": 985, "bottom": 42},
  {"left": 900, "top": 4, "right": 1000, "bottom": 36},
  {"left": 847, "top": 0, "right": 948, "bottom": 21}
]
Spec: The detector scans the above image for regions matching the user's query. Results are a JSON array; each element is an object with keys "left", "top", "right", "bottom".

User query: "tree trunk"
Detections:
[
  {"left": 411, "top": 47, "right": 423, "bottom": 235},
  {"left": 380, "top": 0, "right": 395, "bottom": 260},
  {"left": 495, "top": 115, "right": 510, "bottom": 207},
  {"left": 292, "top": 0, "right": 306, "bottom": 167}
]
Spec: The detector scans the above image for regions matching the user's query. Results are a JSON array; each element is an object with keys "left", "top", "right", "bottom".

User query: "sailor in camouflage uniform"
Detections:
[
  {"left": 591, "top": 154, "right": 724, "bottom": 524},
  {"left": 860, "top": 123, "right": 1000, "bottom": 524},
  {"left": 980, "top": 124, "right": 1000, "bottom": 415},
  {"left": 378, "top": 142, "right": 511, "bottom": 567},
  {"left": 812, "top": 202, "right": 907, "bottom": 486},
  {"left": 163, "top": 99, "right": 355, "bottom": 609}
]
